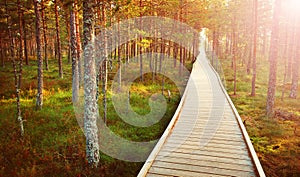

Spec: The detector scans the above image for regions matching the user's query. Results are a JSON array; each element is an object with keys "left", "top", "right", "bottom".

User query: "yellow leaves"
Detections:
[{"left": 137, "top": 38, "right": 152, "bottom": 49}]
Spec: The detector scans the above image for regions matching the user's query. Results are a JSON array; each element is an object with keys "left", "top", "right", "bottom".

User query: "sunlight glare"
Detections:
[{"left": 283, "top": 0, "right": 300, "bottom": 13}]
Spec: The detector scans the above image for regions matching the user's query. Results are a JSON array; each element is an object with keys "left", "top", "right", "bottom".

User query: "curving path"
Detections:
[{"left": 138, "top": 37, "right": 265, "bottom": 177}]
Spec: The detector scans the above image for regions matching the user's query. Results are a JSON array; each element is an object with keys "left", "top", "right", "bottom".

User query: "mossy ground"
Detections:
[
  {"left": 0, "top": 57, "right": 191, "bottom": 177},
  {"left": 2, "top": 53, "right": 299, "bottom": 177},
  {"left": 220, "top": 56, "right": 300, "bottom": 177}
]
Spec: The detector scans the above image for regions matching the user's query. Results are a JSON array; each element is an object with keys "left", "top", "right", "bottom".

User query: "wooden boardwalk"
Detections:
[{"left": 138, "top": 39, "right": 265, "bottom": 177}]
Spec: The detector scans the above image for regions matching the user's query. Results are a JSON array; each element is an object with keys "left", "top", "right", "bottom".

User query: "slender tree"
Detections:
[
  {"left": 7, "top": 0, "right": 24, "bottom": 136},
  {"left": 54, "top": 0, "right": 63, "bottom": 78},
  {"left": 117, "top": 18, "right": 121, "bottom": 91},
  {"left": 17, "top": 0, "right": 24, "bottom": 89},
  {"left": 102, "top": 1, "right": 108, "bottom": 124},
  {"left": 251, "top": 0, "right": 258, "bottom": 96},
  {"left": 41, "top": 0, "right": 49, "bottom": 70},
  {"left": 34, "top": 0, "right": 43, "bottom": 110},
  {"left": 232, "top": 16, "right": 237, "bottom": 95},
  {"left": 0, "top": 38, "right": 4, "bottom": 67},
  {"left": 281, "top": 14, "right": 290, "bottom": 101},
  {"left": 70, "top": 3, "right": 79, "bottom": 103},
  {"left": 22, "top": 17, "right": 29, "bottom": 65},
  {"left": 287, "top": 15, "right": 296, "bottom": 82},
  {"left": 139, "top": 0, "right": 144, "bottom": 82},
  {"left": 289, "top": 17, "right": 300, "bottom": 98},
  {"left": 83, "top": 0, "right": 100, "bottom": 167},
  {"left": 75, "top": 0, "right": 82, "bottom": 80},
  {"left": 266, "top": 0, "right": 281, "bottom": 116}
]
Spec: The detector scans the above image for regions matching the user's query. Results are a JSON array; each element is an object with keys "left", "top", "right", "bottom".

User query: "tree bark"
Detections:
[
  {"left": 0, "top": 38, "right": 4, "bottom": 67},
  {"left": 23, "top": 18, "right": 28, "bottom": 65},
  {"left": 251, "top": 0, "right": 258, "bottom": 96},
  {"left": 16, "top": 0, "right": 24, "bottom": 89},
  {"left": 55, "top": 0, "right": 63, "bottom": 78},
  {"left": 7, "top": 0, "right": 24, "bottom": 136},
  {"left": 281, "top": 16, "right": 290, "bottom": 101},
  {"left": 75, "top": 0, "right": 82, "bottom": 81},
  {"left": 34, "top": 0, "right": 43, "bottom": 110},
  {"left": 70, "top": 4, "right": 79, "bottom": 103},
  {"left": 83, "top": 0, "right": 100, "bottom": 167},
  {"left": 139, "top": 0, "right": 144, "bottom": 82},
  {"left": 99, "top": 0, "right": 108, "bottom": 124},
  {"left": 117, "top": 19, "right": 122, "bottom": 91},
  {"left": 232, "top": 17, "right": 237, "bottom": 95},
  {"left": 41, "top": 0, "right": 49, "bottom": 70},
  {"left": 266, "top": 0, "right": 281, "bottom": 116},
  {"left": 287, "top": 15, "right": 296, "bottom": 82},
  {"left": 64, "top": 10, "right": 71, "bottom": 64},
  {"left": 289, "top": 17, "right": 300, "bottom": 99}
]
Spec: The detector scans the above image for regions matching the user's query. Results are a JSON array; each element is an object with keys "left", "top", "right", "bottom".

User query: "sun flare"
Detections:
[{"left": 283, "top": 0, "right": 300, "bottom": 12}]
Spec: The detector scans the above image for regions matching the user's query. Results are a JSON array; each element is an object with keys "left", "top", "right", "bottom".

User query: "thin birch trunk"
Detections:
[{"left": 83, "top": 0, "right": 100, "bottom": 167}]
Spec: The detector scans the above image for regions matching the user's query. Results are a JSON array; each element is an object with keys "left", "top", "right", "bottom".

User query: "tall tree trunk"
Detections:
[
  {"left": 83, "top": 0, "right": 100, "bottom": 167},
  {"left": 0, "top": 38, "right": 4, "bottom": 67},
  {"left": 289, "top": 17, "right": 300, "bottom": 98},
  {"left": 173, "top": 43, "right": 177, "bottom": 67},
  {"left": 64, "top": 10, "right": 71, "bottom": 64},
  {"left": 23, "top": 18, "right": 28, "bottom": 65},
  {"left": 287, "top": 14, "right": 296, "bottom": 82},
  {"left": 247, "top": 41, "right": 252, "bottom": 74},
  {"left": 100, "top": 0, "right": 108, "bottom": 124},
  {"left": 139, "top": 0, "right": 143, "bottom": 82},
  {"left": 160, "top": 39, "right": 164, "bottom": 72},
  {"left": 7, "top": 1, "right": 24, "bottom": 136},
  {"left": 251, "top": 0, "right": 258, "bottom": 96},
  {"left": 16, "top": 1, "right": 24, "bottom": 89},
  {"left": 55, "top": 0, "right": 63, "bottom": 78},
  {"left": 281, "top": 17, "right": 290, "bottom": 101},
  {"left": 102, "top": 51, "right": 108, "bottom": 124},
  {"left": 75, "top": 0, "right": 82, "bottom": 81},
  {"left": 262, "top": 28, "right": 268, "bottom": 58},
  {"left": 179, "top": 3, "right": 183, "bottom": 76},
  {"left": 117, "top": 19, "right": 121, "bottom": 91},
  {"left": 34, "top": 0, "right": 43, "bottom": 110},
  {"left": 266, "top": 0, "right": 281, "bottom": 116},
  {"left": 41, "top": 0, "right": 49, "bottom": 70},
  {"left": 232, "top": 18, "right": 237, "bottom": 95},
  {"left": 287, "top": 16, "right": 296, "bottom": 82},
  {"left": 70, "top": 4, "right": 79, "bottom": 103}
]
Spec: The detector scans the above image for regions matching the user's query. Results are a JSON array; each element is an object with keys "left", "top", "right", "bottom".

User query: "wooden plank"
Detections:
[
  {"left": 170, "top": 131, "right": 244, "bottom": 139},
  {"left": 165, "top": 139, "right": 247, "bottom": 150},
  {"left": 162, "top": 143, "right": 250, "bottom": 156},
  {"left": 146, "top": 173, "right": 172, "bottom": 177},
  {"left": 166, "top": 135, "right": 246, "bottom": 145},
  {"left": 154, "top": 156, "right": 255, "bottom": 172},
  {"left": 138, "top": 38, "right": 264, "bottom": 177},
  {"left": 148, "top": 166, "right": 227, "bottom": 177},
  {"left": 151, "top": 161, "right": 256, "bottom": 177},
  {"left": 156, "top": 151, "right": 253, "bottom": 166},
  {"left": 172, "top": 125, "right": 241, "bottom": 131},
  {"left": 159, "top": 147, "right": 252, "bottom": 160}
]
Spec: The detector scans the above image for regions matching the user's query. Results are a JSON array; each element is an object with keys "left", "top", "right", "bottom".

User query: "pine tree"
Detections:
[
  {"left": 266, "top": 0, "right": 281, "bottom": 116},
  {"left": 34, "top": 0, "right": 43, "bottom": 110},
  {"left": 54, "top": 0, "right": 63, "bottom": 78},
  {"left": 70, "top": 3, "right": 79, "bottom": 103}
]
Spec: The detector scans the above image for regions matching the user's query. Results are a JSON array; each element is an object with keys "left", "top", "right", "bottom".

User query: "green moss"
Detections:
[
  {"left": 219, "top": 54, "right": 300, "bottom": 177},
  {"left": 0, "top": 56, "right": 190, "bottom": 177}
]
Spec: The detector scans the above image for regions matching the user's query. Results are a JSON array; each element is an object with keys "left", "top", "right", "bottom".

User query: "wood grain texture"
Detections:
[{"left": 138, "top": 39, "right": 265, "bottom": 177}]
